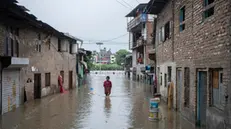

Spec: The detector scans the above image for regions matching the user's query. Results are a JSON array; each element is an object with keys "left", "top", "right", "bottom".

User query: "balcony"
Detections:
[
  {"left": 127, "top": 14, "right": 147, "bottom": 31},
  {"left": 132, "top": 37, "right": 145, "bottom": 49}
]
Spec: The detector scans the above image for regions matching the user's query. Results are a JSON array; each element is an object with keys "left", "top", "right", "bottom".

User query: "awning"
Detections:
[
  {"left": 80, "top": 60, "right": 88, "bottom": 69},
  {"left": 1, "top": 57, "right": 29, "bottom": 68}
]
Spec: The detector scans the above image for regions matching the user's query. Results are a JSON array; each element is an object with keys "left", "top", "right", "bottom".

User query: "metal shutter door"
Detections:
[{"left": 2, "top": 70, "right": 20, "bottom": 114}]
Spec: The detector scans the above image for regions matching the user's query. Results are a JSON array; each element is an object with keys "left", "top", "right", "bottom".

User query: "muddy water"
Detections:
[{"left": 0, "top": 74, "right": 202, "bottom": 129}]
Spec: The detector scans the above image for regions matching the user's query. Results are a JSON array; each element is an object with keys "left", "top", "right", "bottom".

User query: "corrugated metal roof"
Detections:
[{"left": 126, "top": 3, "right": 148, "bottom": 17}]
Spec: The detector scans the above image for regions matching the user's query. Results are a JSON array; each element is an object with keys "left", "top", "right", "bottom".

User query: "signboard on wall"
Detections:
[{"left": 140, "top": 13, "right": 147, "bottom": 22}]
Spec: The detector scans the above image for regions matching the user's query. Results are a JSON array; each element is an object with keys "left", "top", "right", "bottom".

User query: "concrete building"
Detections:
[
  {"left": 97, "top": 47, "right": 112, "bottom": 64},
  {"left": 0, "top": 1, "right": 80, "bottom": 114},
  {"left": 126, "top": 4, "right": 155, "bottom": 81},
  {"left": 147, "top": 0, "right": 231, "bottom": 128},
  {"left": 110, "top": 54, "right": 116, "bottom": 64}
]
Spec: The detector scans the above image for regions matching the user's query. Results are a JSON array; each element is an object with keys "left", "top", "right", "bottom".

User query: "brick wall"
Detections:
[
  {"left": 17, "top": 27, "right": 77, "bottom": 101},
  {"left": 156, "top": 1, "right": 174, "bottom": 65},
  {"left": 145, "top": 21, "right": 154, "bottom": 65},
  {"left": 0, "top": 24, "right": 5, "bottom": 56},
  {"left": 156, "top": 0, "right": 231, "bottom": 126}
]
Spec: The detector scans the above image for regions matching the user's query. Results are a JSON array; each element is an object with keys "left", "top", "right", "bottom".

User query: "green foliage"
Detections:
[
  {"left": 115, "top": 49, "right": 131, "bottom": 65},
  {"left": 84, "top": 54, "right": 93, "bottom": 70},
  {"left": 91, "top": 64, "right": 123, "bottom": 70}
]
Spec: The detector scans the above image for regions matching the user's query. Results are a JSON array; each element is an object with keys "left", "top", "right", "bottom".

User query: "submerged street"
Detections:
[{"left": 0, "top": 73, "right": 201, "bottom": 129}]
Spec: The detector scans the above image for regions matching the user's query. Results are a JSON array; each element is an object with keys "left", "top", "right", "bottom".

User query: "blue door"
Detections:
[{"left": 197, "top": 71, "right": 207, "bottom": 126}]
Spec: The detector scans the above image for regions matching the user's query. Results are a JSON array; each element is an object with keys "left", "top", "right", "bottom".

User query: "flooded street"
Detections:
[{"left": 0, "top": 73, "right": 201, "bottom": 129}]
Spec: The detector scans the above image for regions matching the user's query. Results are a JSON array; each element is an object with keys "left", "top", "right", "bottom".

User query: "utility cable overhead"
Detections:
[
  {"left": 79, "top": 33, "right": 128, "bottom": 43},
  {"left": 115, "top": 0, "right": 132, "bottom": 9},
  {"left": 121, "top": 0, "right": 134, "bottom": 8},
  {"left": 135, "top": 0, "right": 140, "bottom": 4},
  {"left": 100, "top": 33, "right": 128, "bottom": 43}
]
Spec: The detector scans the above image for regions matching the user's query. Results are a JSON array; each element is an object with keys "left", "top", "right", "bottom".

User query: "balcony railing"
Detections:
[
  {"left": 132, "top": 37, "right": 145, "bottom": 49},
  {"left": 127, "top": 14, "right": 147, "bottom": 31}
]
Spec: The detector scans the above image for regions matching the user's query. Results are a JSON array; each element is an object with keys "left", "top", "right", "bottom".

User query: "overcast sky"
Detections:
[{"left": 18, "top": 0, "right": 149, "bottom": 53}]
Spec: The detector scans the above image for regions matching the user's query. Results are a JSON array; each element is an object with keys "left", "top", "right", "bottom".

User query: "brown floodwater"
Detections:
[{"left": 0, "top": 73, "right": 203, "bottom": 129}]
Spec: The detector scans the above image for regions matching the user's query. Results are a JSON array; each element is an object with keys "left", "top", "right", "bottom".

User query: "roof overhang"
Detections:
[
  {"left": 125, "top": 3, "right": 148, "bottom": 17},
  {"left": 145, "top": 0, "right": 169, "bottom": 15},
  {"left": 1, "top": 57, "right": 29, "bottom": 69}
]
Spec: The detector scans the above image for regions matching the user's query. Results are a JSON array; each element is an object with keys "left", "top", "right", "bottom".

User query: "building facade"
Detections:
[
  {"left": 126, "top": 4, "right": 155, "bottom": 81},
  {"left": 96, "top": 47, "right": 113, "bottom": 64},
  {"left": 110, "top": 54, "right": 116, "bottom": 64},
  {"left": 0, "top": 1, "right": 79, "bottom": 114},
  {"left": 147, "top": 0, "right": 231, "bottom": 128}
]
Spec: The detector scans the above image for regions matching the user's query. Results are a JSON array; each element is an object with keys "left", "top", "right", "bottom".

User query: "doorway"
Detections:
[
  {"left": 176, "top": 69, "right": 183, "bottom": 111},
  {"left": 69, "top": 71, "right": 73, "bottom": 89},
  {"left": 197, "top": 71, "right": 207, "bottom": 127},
  {"left": 34, "top": 73, "right": 41, "bottom": 99}
]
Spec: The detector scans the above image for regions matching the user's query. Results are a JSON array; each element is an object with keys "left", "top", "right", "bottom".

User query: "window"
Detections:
[
  {"left": 203, "top": 0, "right": 215, "bottom": 19},
  {"left": 36, "top": 33, "right": 41, "bottom": 52},
  {"left": 158, "top": 28, "right": 162, "bottom": 43},
  {"left": 168, "top": 66, "right": 172, "bottom": 82},
  {"left": 180, "top": 6, "right": 186, "bottom": 32},
  {"left": 48, "top": 38, "right": 51, "bottom": 50},
  {"left": 45, "top": 73, "right": 51, "bottom": 86},
  {"left": 4, "top": 26, "right": 19, "bottom": 57},
  {"left": 161, "top": 26, "right": 165, "bottom": 41},
  {"left": 204, "top": 0, "right": 214, "bottom": 6},
  {"left": 211, "top": 69, "right": 224, "bottom": 110},
  {"left": 164, "top": 22, "right": 170, "bottom": 40},
  {"left": 160, "top": 72, "right": 162, "bottom": 85},
  {"left": 164, "top": 73, "right": 167, "bottom": 87},
  {"left": 184, "top": 67, "right": 190, "bottom": 107},
  {"left": 58, "top": 38, "right": 61, "bottom": 52}
]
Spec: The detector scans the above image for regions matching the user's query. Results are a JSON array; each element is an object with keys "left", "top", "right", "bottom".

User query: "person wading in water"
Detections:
[
  {"left": 58, "top": 74, "right": 65, "bottom": 93},
  {"left": 103, "top": 76, "right": 112, "bottom": 96}
]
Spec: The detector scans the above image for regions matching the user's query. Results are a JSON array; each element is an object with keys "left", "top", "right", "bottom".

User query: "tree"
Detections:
[
  {"left": 115, "top": 49, "right": 131, "bottom": 66},
  {"left": 84, "top": 54, "right": 93, "bottom": 70}
]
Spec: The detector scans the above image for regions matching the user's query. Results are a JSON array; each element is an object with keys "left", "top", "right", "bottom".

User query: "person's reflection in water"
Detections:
[{"left": 104, "top": 97, "right": 112, "bottom": 119}]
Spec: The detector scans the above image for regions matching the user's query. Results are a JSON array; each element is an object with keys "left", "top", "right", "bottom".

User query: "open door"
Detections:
[
  {"left": 34, "top": 73, "right": 41, "bottom": 99},
  {"left": 69, "top": 71, "right": 73, "bottom": 89}
]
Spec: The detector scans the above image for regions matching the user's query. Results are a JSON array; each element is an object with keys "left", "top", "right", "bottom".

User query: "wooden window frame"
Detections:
[
  {"left": 203, "top": 0, "right": 215, "bottom": 20},
  {"left": 180, "top": 6, "right": 186, "bottom": 32},
  {"left": 45, "top": 73, "right": 51, "bottom": 87},
  {"left": 4, "top": 26, "right": 19, "bottom": 57},
  {"left": 210, "top": 69, "right": 224, "bottom": 110},
  {"left": 36, "top": 33, "right": 41, "bottom": 52},
  {"left": 58, "top": 38, "right": 61, "bottom": 52}
]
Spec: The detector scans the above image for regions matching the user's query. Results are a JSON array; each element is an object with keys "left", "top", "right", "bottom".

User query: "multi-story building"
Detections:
[
  {"left": 0, "top": 0, "right": 80, "bottom": 114},
  {"left": 126, "top": 4, "right": 155, "bottom": 81},
  {"left": 97, "top": 47, "right": 112, "bottom": 64},
  {"left": 110, "top": 54, "right": 116, "bottom": 64},
  {"left": 147, "top": 0, "right": 231, "bottom": 128}
]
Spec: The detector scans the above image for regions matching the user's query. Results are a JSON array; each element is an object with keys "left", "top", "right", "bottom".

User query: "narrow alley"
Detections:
[{"left": 0, "top": 73, "right": 202, "bottom": 129}]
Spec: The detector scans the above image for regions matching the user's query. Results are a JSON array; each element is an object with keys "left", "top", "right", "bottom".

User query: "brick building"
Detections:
[
  {"left": 0, "top": 0, "right": 80, "bottom": 114},
  {"left": 147, "top": 0, "right": 231, "bottom": 128}
]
